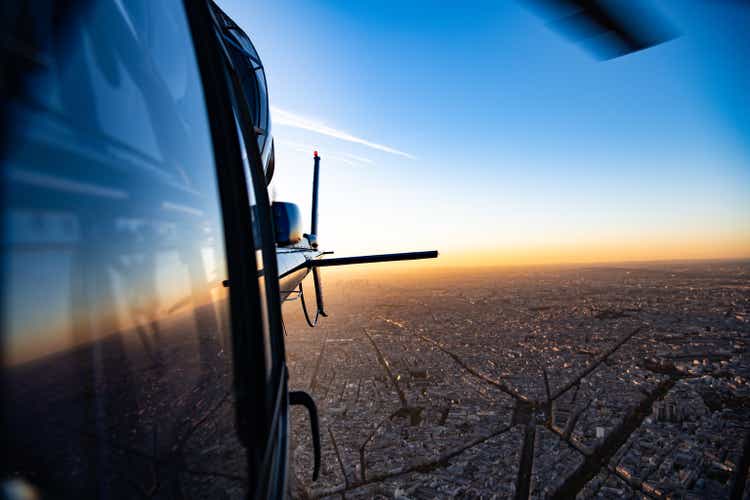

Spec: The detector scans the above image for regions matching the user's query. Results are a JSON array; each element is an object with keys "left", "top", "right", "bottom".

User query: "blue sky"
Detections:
[{"left": 217, "top": 0, "right": 749, "bottom": 264}]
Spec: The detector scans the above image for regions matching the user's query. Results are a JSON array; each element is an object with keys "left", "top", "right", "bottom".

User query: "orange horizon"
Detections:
[{"left": 320, "top": 235, "right": 750, "bottom": 277}]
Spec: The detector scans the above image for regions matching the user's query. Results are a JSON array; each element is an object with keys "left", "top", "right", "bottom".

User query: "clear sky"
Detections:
[{"left": 217, "top": 0, "right": 749, "bottom": 266}]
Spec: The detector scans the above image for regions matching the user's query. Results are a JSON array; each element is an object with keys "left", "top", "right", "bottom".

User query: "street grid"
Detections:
[{"left": 284, "top": 262, "right": 750, "bottom": 499}]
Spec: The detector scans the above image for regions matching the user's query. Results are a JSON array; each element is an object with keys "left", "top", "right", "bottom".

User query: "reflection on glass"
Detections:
[{"left": 1, "top": 1, "right": 246, "bottom": 497}]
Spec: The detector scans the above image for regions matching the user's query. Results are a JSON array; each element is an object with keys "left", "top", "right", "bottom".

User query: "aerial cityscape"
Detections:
[{"left": 284, "top": 261, "right": 750, "bottom": 499}]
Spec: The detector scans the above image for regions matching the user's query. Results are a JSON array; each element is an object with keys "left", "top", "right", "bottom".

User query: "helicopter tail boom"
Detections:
[{"left": 307, "top": 250, "right": 438, "bottom": 268}]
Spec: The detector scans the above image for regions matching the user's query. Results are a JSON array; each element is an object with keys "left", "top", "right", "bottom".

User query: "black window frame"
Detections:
[
  {"left": 183, "top": 1, "right": 288, "bottom": 496},
  {"left": 215, "top": 12, "right": 272, "bottom": 162}
]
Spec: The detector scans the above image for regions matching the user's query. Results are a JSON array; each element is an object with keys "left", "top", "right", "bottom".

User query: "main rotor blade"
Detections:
[{"left": 525, "top": 0, "right": 678, "bottom": 60}]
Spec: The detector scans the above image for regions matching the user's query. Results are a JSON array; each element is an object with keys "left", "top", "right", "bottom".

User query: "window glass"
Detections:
[
  {"left": 256, "top": 68, "right": 269, "bottom": 133},
  {"left": 231, "top": 110, "right": 285, "bottom": 391},
  {"left": 234, "top": 115, "right": 274, "bottom": 381},
  {"left": 1, "top": 1, "right": 247, "bottom": 497},
  {"left": 227, "top": 27, "right": 261, "bottom": 65},
  {"left": 224, "top": 33, "right": 269, "bottom": 154}
]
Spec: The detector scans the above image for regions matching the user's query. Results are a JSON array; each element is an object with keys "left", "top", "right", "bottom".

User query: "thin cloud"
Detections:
[
  {"left": 271, "top": 106, "right": 415, "bottom": 160},
  {"left": 330, "top": 156, "right": 364, "bottom": 168},
  {"left": 340, "top": 152, "right": 374, "bottom": 165},
  {"left": 274, "top": 139, "right": 372, "bottom": 168}
]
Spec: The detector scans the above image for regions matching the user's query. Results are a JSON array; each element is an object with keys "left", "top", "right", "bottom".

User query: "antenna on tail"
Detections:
[
  {"left": 307, "top": 150, "right": 321, "bottom": 249},
  {"left": 304, "top": 150, "right": 327, "bottom": 318}
]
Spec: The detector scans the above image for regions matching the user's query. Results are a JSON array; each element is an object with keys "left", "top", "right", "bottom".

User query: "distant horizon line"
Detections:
[
  {"left": 321, "top": 254, "right": 750, "bottom": 277},
  {"left": 442, "top": 255, "right": 750, "bottom": 268}
]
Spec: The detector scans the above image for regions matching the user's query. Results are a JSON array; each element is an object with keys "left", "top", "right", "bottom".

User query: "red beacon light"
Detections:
[{"left": 313, "top": 150, "right": 319, "bottom": 158}]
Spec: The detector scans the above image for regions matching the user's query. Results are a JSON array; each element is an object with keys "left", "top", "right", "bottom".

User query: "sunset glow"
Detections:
[{"left": 219, "top": 0, "right": 749, "bottom": 266}]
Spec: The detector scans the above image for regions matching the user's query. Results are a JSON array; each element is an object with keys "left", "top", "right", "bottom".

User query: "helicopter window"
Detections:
[
  {"left": 256, "top": 68, "right": 269, "bottom": 134},
  {"left": 231, "top": 47, "right": 261, "bottom": 127},
  {"left": 226, "top": 27, "right": 261, "bottom": 64},
  {"left": 1, "top": 0, "right": 248, "bottom": 496},
  {"left": 212, "top": 13, "right": 289, "bottom": 486},
  {"left": 233, "top": 112, "right": 275, "bottom": 376},
  {"left": 223, "top": 30, "right": 270, "bottom": 157},
  {"left": 231, "top": 101, "right": 286, "bottom": 382}
]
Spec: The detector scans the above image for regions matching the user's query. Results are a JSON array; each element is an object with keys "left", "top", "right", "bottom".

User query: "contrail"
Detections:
[
  {"left": 274, "top": 139, "right": 373, "bottom": 167},
  {"left": 271, "top": 106, "right": 415, "bottom": 160}
]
